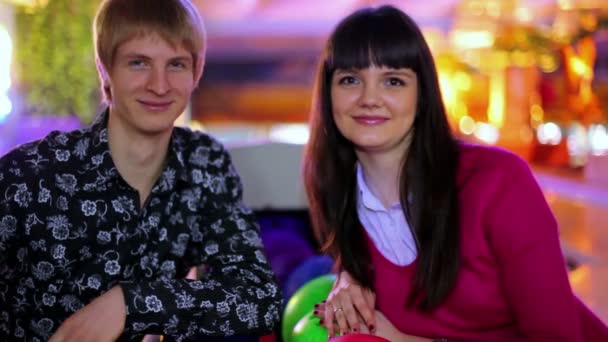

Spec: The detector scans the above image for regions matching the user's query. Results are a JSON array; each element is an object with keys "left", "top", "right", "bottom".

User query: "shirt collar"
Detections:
[
  {"left": 75, "top": 109, "right": 120, "bottom": 182},
  {"left": 82, "top": 109, "right": 192, "bottom": 190},
  {"left": 356, "top": 162, "right": 400, "bottom": 212},
  {"left": 160, "top": 127, "right": 192, "bottom": 188}
]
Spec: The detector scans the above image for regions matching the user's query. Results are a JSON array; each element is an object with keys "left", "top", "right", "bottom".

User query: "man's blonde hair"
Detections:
[{"left": 93, "top": 0, "right": 206, "bottom": 102}]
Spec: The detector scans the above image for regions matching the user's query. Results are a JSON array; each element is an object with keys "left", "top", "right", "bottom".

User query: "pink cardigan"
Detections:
[{"left": 371, "top": 144, "right": 608, "bottom": 341}]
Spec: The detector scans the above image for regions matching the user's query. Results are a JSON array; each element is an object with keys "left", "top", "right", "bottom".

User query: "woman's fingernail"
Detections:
[
  {"left": 369, "top": 325, "right": 375, "bottom": 332},
  {"left": 322, "top": 300, "right": 326, "bottom": 303},
  {"left": 319, "top": 319, "right": 324, "bottom": 325},
  {"left": 313, "top": 310, "right": 319, "bottom": 315},
  {"left": 314, "top": 304, "right": 319, "bottom": 308}
]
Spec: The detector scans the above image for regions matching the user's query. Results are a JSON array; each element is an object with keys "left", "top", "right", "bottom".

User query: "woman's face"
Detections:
[{"left": 331, "top": 64, "right": 418, "bottom": 157}]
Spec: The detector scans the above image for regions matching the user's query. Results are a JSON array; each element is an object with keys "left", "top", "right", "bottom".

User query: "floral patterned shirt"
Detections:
[{"left": 0, "top": 111, "right": 282, "bottom": 341}]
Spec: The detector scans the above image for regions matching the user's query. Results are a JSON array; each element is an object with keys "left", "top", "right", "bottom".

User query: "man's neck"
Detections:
[{"left": 107, "top": 113, "right": 172, "bottom": 207}]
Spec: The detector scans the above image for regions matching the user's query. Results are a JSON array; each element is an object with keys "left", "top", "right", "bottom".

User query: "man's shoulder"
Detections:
[
  {"left": 172, "top": 126, "right": 229, "bottom": 160},
  {"left": 0, "top": 136, "right": 47, "bottom": 174},
  {"left": 0, "top": 127, "right": 91, "bottom": 181},
  {"left": 173, "top": 126, "right": 223, "bottom": 148}
]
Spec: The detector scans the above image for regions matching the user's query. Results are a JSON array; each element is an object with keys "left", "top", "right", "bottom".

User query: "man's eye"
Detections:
[
  {"left": 170, "top": 61, "right": 186, "bottom": 69},
  {"left": 128, "top": 60, "right": 146, "bottom": 68},
  {"left": 168, "top": 60, "right": 193, "bottom": 71}
]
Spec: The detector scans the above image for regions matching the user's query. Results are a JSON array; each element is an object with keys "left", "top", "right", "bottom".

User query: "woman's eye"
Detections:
[
  {"left": 386, "top": 77, "right": 405, "bottom": 86},
  {"left": 338, "top": 76, "right": 358, "bottom": 85}
]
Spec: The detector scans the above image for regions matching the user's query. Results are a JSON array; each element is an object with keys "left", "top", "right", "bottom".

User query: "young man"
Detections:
[{"left": 0, "top": 0, "right": 281, "bottom": 341}]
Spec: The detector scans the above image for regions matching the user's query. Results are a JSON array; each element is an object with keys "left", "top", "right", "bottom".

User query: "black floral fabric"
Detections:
[{"left": 0, "top": 111, "right": 282, "bottom": 341}]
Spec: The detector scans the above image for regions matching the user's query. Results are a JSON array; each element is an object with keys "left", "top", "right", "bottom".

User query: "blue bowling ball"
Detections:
[
  {"left": 283, "top": 254, "right": 334, "bottom": 302},
  {"left": 261, "top": 229, "right": 314, "bottom": 287}
]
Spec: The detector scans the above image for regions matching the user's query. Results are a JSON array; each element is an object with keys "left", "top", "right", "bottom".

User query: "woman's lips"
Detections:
[{"left": 352, "top": 116, "right": 389, "bottom": 125}]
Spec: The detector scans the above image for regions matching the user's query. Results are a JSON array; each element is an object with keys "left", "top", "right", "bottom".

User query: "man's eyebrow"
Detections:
[
  {"left": 119, "top": 53, "right": 151, "bottom": 60},
  {"left": 169, "top": 56, "right": 193, "bottom": 63}
]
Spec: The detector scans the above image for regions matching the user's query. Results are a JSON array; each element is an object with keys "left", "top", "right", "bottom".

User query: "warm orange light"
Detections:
[
  {"left": 568, "top": 265, "right": 591, "bottom": 291},
  {"left": 514, "top": 7, "right": 532, "bottom": 22},
  {"left": 454, "top": 72, "right": 472, "bottom": 91},
  {"left": 439, "top": 73, "right": 456, "bottom": 116},
  {"left": 569, "top": 56, "right": 593, "bottom": 79},
  {"left": 530, "top": 104, "right": 544, "bottom": 128},
  {"left": 450, "top": 30, "right": 494, "bottom": 49},
  {"left": 488, "top": 69, "right": 505, "bottom": 128},
  {"left": 580, "top": 12, "right": 598, "bottom": 32},
  {"left": 538, "top": 54, "right": 558, "bottom": 73},
  {"left": 511, "top": 50, "right": 534, "bottom": 67},
  {"left": 459, "top": 116, "right": 476, "bottom": 135},
  {"left": 558, "top": 0, "right": 573, "bottom": 10}
]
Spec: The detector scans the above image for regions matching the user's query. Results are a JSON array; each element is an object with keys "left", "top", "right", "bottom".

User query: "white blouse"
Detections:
[{"left": 356, "top": 163, "right": 417, "bottom": 266}]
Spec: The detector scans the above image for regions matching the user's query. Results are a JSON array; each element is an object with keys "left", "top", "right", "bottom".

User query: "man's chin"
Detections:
[{"left": 133, "top": 122, "right": 177, "bottom": 137}]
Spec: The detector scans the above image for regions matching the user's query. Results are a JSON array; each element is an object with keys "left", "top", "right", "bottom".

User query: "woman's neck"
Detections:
[{"left": 356, "top": 150, "right": 404, "bottom": 209}]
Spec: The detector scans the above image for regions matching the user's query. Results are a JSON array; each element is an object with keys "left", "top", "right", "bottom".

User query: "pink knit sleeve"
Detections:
[
  {"left": 576, "top": 295, "right": 608, "bottom": 340},
  {"left": 484, "top": 153, "right": 583, "bottom": 341}
]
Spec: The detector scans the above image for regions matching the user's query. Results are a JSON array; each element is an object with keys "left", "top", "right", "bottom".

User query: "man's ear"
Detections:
[
  {"left": 193, "top": 56, "right": 205, "bottom": 87},
  {"left": 96, "top": 58, "right": 110, "bottom": 84},
  {"left": 96, "top": 58, "right": 112, "bottom": 102}
]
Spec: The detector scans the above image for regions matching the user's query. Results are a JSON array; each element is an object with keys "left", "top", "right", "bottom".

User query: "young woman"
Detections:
[{"left": 303, "top": 5, "right": 608, "bottom": 341}]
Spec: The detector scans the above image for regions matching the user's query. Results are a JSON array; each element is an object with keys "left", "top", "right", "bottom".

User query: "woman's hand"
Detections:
[
  {"left": 314, "top": 307, "right": 432, "bottom": 342},
  {"left": 367, "top": 311, "right": 431, "bottom": 341},
  {"left": 316, "top": 270, "right": 376, "bottom": 336}
]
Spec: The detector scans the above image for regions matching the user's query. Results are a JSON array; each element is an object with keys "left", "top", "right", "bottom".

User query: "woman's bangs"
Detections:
[{"left": 327, "top": 20, "right": 420, "bottom": 72}]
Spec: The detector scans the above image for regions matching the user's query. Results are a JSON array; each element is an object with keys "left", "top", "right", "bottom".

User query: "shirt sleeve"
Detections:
[
  {"left": 119, "top": 145, "right": 282, "bottom": 340},
  {"left": 0, "top": 153, "right": 27, "bottom": 338},
  {"left": 484, "top": 154, "right": 582, "bottom": 341},
  {"left": 576, "top": 295, "right": 608, "bottom": 341}
]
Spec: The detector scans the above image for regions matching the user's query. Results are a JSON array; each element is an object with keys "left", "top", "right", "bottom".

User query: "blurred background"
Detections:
[
  {"left": 0, "top": 0, "right": 607, "bottom": 338},
  {"left": 2, "top": 0, "right": 608, "bottom": 166}
]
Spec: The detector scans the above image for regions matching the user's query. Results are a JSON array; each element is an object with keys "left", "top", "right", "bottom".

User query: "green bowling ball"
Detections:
[
  {"left": 282, "top": 273, "right": 336, "bottom": 342},
  {"left": 291, "top": 311, "right": 329, "bottom": 342}
]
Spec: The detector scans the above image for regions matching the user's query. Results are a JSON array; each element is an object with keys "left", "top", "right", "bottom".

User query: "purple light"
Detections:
[{"left": 0, "top": 25, "right": 12, "bottom": 123}]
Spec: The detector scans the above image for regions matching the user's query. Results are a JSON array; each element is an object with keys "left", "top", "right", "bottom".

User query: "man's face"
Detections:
[{"left": 107, "top": 32, "right": 197, "bottom": 136}]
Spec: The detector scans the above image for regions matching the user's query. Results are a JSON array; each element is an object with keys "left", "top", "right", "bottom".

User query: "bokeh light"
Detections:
[
  {"left": 567, "top": 122, "right": 589, "bottom": 167},
  {"left": 537, "top": 122, "right": 562, "bottom": 145},
  {"left": 269, "top": 124, "right": 310, "bottom": 145},
  {"left": 588, "top": 124, "right": 608, "bottom": 156},
  {"left": 459, "top": 115, "right": 476, "bottom": 135},
  {"left": 0, "top": 25, "right": 12, "bottom": 123},
  {"left": 474, "top": 122, "right": 499, "bottom": 144}
]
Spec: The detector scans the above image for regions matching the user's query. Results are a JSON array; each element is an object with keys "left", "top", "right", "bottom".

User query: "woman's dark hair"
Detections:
[{"left": 303, "top": 5, "right": 460, "bottom": 311}]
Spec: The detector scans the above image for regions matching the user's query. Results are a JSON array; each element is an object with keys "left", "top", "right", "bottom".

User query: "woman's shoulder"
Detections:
[{"left": 457, "top": 142, "right": 532, "bottom": 184}]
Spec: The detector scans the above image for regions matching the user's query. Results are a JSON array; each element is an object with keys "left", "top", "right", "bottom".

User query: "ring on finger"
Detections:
[{"left": 333, "top": 307, "right": 344, "bottom": 313}]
